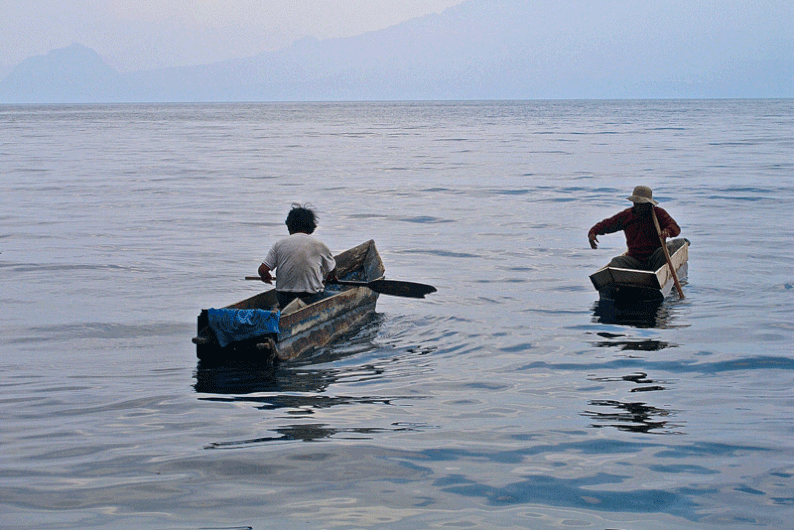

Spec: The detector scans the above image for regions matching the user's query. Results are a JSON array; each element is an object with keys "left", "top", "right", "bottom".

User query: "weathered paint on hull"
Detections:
[
  {"left": 274, "top": 288, "right": 378, "bottom": 361},
  {"left": 589, "top": 240, "right": 689, "bottom": 302}
]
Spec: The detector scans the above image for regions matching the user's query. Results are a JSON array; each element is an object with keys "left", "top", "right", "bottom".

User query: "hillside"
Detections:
[{"left": 1, "top": 0, "right": 791, "bottom": 103}]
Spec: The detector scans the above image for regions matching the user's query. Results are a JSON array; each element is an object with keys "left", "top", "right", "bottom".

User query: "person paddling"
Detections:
[
  {"left": 588, "top": 186, "right": 681, "bottom": 271},
  {"left": 257, "top": 204, "right": 337, "bottom": 308}
]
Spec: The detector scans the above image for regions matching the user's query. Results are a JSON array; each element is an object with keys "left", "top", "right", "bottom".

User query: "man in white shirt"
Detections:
[{"left": 257, "top": 204, "right": 337, "bottom": 308}]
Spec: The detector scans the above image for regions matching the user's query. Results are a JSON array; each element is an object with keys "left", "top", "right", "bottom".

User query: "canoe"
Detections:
[
  {"left": 589, "top": 238, "right": 689, "bottom": 302},
  {"left": 193, "top": 239, "right": 385, "bottom": 363}
]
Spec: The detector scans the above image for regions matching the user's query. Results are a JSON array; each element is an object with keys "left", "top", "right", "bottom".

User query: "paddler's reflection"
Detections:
[
  {"left": 205, "top": 421, "right": 419, "bottom": 448},
  {"left": 193, "top": 315, "right": 385, "bottom": 399},
  {"left": 591, "top": 298, "right": 672, "bottom": 329},
  {"left": 591, "top": 331, "right": 672, "bottom": 352},
  {"left": 194, "top": 355, "right": 378, "bottom": 398},
  {"left": 194, "top": 361, "right": 304, "bottom": 395},
  {"left": 193, "top": 315, "right": 430, "bottom": 447},
  {"left": 581, "top": 399, "right": 683, "bottom": 434},
  {"left": 207, "top": 424, "right": 339, "bottom": 446}
]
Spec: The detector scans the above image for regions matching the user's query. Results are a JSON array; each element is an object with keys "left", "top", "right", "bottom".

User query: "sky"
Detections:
[
  {"left": 0, "top": 0, "right": 466, "bottom": 72},
  {"left": 2, "top": 0, "right": 790, "bottom": 101}
]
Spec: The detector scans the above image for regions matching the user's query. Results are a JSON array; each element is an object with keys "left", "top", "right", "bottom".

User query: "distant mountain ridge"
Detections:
[
  {"left": 1, "top": 43, "right": 126, "bottom": 102},
  {"left": 1, "top": 0, "right": 792, "bottom": 103}
]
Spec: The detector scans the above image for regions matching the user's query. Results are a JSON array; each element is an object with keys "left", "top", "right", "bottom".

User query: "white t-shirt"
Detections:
[{"left": 262, "top": 233, "right": 336, "bottom": 293}]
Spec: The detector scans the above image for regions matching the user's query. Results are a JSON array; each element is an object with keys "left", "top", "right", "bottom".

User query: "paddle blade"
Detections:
[
  {"left": 367, "top": 279, "right": 437, "bottom": 298},
  {"left": 247, "top": 276, "right": 437, "bottom": 299}
]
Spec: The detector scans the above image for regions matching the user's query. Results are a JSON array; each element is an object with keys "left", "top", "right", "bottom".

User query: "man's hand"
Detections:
[
  {"left": 588, "top": 232, "right": 599, "bottom": 249},
  {"left": 659, "top": 229, "right": 670, "bottom": 240},
  {"left": 257, "top": 263, "right": 273, "bottom": 284}
]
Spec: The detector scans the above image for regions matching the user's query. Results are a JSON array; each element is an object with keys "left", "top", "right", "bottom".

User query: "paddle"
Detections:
[
  {"left": 651, "top": 208, "right": 685, "bottom": 299},
  {"left": 244, "top": 276, "right": 437, "bottom": 299}
]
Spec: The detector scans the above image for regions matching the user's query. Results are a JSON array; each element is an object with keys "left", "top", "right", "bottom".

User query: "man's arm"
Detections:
[
  {"left": 257, "top": 263, "right": 273, "bottom": 284},
  {"left": 655, "top": 208, "right": 681, "bottom": 240},
  {"left": 319, "top": 244, "right": 336, "bottom": 282},
  {"left": 588, "top": 210, "right": 628, "bottom": 249}
]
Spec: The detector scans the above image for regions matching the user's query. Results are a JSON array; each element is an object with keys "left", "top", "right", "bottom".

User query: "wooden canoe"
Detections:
[
  {"left": 589, "top": 239, "right": 689, "bottom": 302},
  {"left": 193, "top": 239, "right": 385, "bottom": 363}
]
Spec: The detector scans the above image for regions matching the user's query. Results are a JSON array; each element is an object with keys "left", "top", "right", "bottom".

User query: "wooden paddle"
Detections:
[
  {"left": 244, "top": 277, "right": 437, "bottom": 299},
  {"left": 651, "top": 208, "right": 685, "bottom": 299}
]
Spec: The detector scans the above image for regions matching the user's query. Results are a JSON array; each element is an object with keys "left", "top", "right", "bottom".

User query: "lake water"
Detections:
[{"left": 1, "top": 100, "right": 793, "bottom": 529}]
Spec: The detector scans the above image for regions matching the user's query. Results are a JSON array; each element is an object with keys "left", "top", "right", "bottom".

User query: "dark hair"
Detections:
[{"left": 285, "top": 203, "right": 318, "bottom": 234}]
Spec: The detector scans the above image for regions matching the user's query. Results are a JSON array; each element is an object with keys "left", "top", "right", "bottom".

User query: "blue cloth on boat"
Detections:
[{"left": 207, "top": 308, "right": 280, "bottom": 348}]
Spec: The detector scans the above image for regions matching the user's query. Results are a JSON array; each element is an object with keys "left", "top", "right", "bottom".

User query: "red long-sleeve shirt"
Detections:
[{"left": 589, "top": 206, "right": 680, "bottom": 260}]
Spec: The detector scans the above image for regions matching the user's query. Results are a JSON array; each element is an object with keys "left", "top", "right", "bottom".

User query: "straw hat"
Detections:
[{"left": 627, "top": 185, "right": 658, "bottom": 205}]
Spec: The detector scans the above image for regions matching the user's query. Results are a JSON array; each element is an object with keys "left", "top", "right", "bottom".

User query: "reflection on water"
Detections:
[
  {"left": 589, "top": 371, "right": 668, "bottom": 392},
  {"left": 196, "top": 358, "right": 427, "bottom": 446},
  {"left": 194, "top": 314, "right": 433, "bottom": 447},
  {"left": 585, "top": 364, "right": 681, "bottom": 434},
  {"left": 207, "top": 422, "right": 424, "bottom": 448},
  {"left": 582, "top": 399, "right": 684, "bottom": 434},
  {"left": 592, "top": 331, "right": 674, "bottom": 352},
  {"left": 194, "top": 314, "right": 384, "bottom": 395},
  {"left": 201, "top": 383, "right": 397, "bottom": 411},
  {"left": 592, "top": 299, "right": 673, "bottom": 328},
  {"left": 194, "top": 361, "right": 354, "bottom": 396}
]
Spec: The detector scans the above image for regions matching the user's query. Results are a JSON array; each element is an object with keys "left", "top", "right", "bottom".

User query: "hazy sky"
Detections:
[{"left": 1, "top": 1, "right": 466, "bottom": 72}]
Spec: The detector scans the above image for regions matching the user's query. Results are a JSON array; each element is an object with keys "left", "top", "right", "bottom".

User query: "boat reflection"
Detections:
[
  {"left": 194, "top": 314, "right": 384, "bottom": 397},
  {"left": 205, "top": 423, "right": 420, "bottom": 448},
  {"left": 195, "top": 361, "right": 320, "bottom": 395},
  {"left": 589, "top": 371, "right": 667, "bottom": 392},
  {"left": 591, "top": 298, "right": 673, "bottom": 328},
  {"left": 193, "top": 315, "right": 433, "bottom": 447},
  {"left": 591, "top": 331, "right": 673, "bottom": 352},
  {"left": 581, "top": 399, "right": 684, "bottom": 434}
]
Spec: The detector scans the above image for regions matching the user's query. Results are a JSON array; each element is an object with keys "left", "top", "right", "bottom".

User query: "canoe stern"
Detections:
[{"left": 590, "top": 239, "right": 689, "bottom": 302}]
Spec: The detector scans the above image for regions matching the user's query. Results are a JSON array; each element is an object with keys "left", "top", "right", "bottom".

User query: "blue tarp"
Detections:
[{"left": 207, "top": 308, "right": 280, "bottom": 348}]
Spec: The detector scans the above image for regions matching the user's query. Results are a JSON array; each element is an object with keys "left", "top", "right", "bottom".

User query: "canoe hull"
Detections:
[
  {"left": 195, "top": 240, "right": 385, "bottom": 363},
  {"left": 589, "top": 239, "right": 689, "bottom": 302},
  {"left": 273, "top": 286, "right": 378, "bottom": 361}
]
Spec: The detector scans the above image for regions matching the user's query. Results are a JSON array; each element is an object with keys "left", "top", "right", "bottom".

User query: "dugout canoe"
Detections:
[
  {"left": 589, "top": 238, "right": 689, "bottom": 302},
  {"left": 193, "top": 239, "right": 385, "bottom": 363}
]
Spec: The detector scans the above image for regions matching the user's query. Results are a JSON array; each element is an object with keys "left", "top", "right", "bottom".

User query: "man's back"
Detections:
[{"left": 264, "top": 233, "right": 335, "bottom": 293}]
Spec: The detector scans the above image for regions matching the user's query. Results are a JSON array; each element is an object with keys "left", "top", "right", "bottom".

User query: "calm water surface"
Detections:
[{"left": 1, "top": 100, "right": 793, "bottom": 529}]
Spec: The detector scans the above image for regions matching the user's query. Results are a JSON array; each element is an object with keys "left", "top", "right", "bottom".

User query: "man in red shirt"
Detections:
[{"left": 588, "top": 186, "right": 681, "bottom": 271}]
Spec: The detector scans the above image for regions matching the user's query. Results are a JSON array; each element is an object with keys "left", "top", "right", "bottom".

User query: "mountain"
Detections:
[
  {"left": 1, "top": 0, "right": 792, "bottom": 103},
  {"left": 0, "top": 43, "right": 126, "bottom": 103},
  {"left": 0, "top": 63, "right": 13, "bottom": 81}
]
